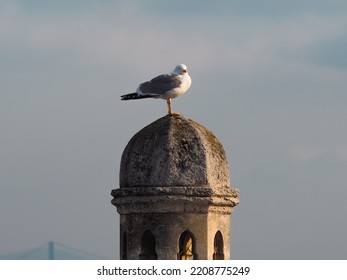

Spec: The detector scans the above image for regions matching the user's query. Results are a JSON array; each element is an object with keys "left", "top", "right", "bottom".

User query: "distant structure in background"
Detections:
[
  {"left": 0, "top": 241, "right": 106, "bottom": 260},
  {"left": 112, "top": 115, "right": 239, "bottom": 260}
]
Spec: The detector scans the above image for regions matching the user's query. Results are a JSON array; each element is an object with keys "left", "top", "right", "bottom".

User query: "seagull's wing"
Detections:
[{"left": 138, "top": 73, "right": 182, "bottom": 96}]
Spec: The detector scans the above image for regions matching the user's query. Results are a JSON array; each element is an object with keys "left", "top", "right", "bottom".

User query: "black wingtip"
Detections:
[
  {"left": 121, "top": 93, "right": 153, "bottom": 100},
  {"left": 120, "top": 93, "right": 137, "bottom": 100}
]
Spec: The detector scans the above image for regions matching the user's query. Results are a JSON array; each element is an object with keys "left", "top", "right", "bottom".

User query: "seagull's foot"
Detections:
[
  {"left": 169, "top": 111, "right": 180, "bottom": 116},
  {"left": 166, "top": 99, "right": 180, "bottom": 116}
]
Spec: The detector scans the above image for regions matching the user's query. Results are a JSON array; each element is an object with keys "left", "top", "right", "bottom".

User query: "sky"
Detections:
[{"left": 1, "top": 0, "right": 347, "bottom": 259}]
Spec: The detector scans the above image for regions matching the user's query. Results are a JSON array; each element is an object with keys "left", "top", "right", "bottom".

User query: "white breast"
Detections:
[{"left": 162, "top": 74, "right": 192, "bottom": 100}]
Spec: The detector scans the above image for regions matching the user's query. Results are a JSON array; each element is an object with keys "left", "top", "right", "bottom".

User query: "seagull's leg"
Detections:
[
  {"left": 166, "top": 99, "right": 172, "bottom": 115},
  {"left": 167, "top": 99, "right": 179, "bottom": 115}
]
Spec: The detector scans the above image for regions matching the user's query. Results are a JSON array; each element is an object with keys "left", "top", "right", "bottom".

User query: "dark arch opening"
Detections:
[
  {"left": 121, "top": 231, "right": 128, "bottom": 260},
  {"left": 177, "top": 230, "right": 197, "bottom": 260},
  {"left": 139, "top": 230, "right": 158, "bottom": 260},
  {"left": 213, "top": 230, "right": 224, "bottom": 260}
]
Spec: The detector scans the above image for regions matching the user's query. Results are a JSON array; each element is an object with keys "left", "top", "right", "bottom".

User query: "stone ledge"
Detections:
[
  {"left": 111, "top": 186, "right": 239, "bottom": 214},
  {"left": 111, "top": 185, "right": 239, "bottom": 197}
]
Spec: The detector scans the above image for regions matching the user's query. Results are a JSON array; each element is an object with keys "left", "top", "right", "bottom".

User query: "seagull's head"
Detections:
[{"left": 173, "top": 64, "right": 188, "bottom": 75}]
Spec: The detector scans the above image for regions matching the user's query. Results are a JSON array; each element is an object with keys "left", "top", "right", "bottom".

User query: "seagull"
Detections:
[{"left": 121, "top": 64, "right": 191, "bottom": 115}]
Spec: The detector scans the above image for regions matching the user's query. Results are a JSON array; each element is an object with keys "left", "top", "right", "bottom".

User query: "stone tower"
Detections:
[{"left": 111, "top": 115, "right": 239, "bottom": 260}]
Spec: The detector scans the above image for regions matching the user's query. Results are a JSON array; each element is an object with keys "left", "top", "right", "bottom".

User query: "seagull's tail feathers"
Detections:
[{"left": 121, "top": 93, "right": 151, "bottom": 100}]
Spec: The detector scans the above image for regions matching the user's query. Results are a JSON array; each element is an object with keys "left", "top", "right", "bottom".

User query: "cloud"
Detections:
[
  {"left": 3, "top": 0, "right": 345, "bottom": 74},
  {"left": 290, "top": 145, "right": 329, "bottom": 165},
  {"left": 290, "top": 145, "right": 347, "bottom": 166},
  {"left": 306, "top": 35, "right": 347, "bottom": 70},
  {"left": 141, "top": 0, "right": 347, "bottom": 19}
]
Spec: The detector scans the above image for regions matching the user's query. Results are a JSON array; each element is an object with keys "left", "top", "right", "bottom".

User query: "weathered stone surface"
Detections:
[
  {"left": 111, "top": 114, "right": 239, "bottom": 260},
  {"left": 119, "top": 115, "right": 231, "bottom": 189}
]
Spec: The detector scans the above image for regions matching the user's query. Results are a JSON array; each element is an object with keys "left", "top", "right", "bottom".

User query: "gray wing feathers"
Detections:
[{"left": 139, "top": 74, "right": 181, "bottom": 95}]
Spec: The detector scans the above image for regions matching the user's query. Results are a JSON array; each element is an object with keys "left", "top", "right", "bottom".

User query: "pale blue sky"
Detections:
[{"left": 1, "top": 0, "right": 347, "bottom": 259}]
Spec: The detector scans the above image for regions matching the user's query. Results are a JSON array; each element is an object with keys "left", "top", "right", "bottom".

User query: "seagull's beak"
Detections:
[{"left": 182, "top": 69, "right": 187, "bottom": 73}]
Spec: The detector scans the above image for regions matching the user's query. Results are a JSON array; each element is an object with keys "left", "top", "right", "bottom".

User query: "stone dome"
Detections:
[{"left": 119, "top": 115, "right": 231, "bottom": 190}]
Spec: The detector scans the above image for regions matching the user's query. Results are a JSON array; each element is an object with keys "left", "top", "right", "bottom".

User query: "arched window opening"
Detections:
[
  {"left": 139, "top": 230, "right": 158, "bottom": 260},
  {"left": 121, "top": 231, "right": 128, "bottom": 260},
  {"left": 177, "top": 230, "right": 197, "bottom": 260},
  {"left": 213, "top": 230, "right": 224, "bottom": 260}
]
